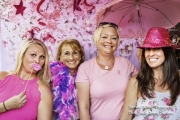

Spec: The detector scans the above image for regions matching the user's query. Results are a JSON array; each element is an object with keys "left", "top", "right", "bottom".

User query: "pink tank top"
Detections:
[{"left": 0, "top": 74, "right": 40, "bottom": 120}]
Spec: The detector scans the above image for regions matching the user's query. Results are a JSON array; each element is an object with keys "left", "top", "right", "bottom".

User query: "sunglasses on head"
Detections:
[{"left": 98, "top": 22, "right": 118, "bottom": 29}]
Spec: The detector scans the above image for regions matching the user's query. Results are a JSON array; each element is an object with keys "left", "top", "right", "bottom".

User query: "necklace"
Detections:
[
  {"left": 18, "top": 69, "right": 33, "bottom": 91},
  {"left": 16, "top": 77, "right": 25, "bottom": 84},
  {"left": 105, "top": 65, "right": 109, "bottom": 70},
  {"left": 24, "top": 69, "right": 33, "bottom": 91},
  {"left": 96, "top": 56, "right": 114, "bottom": 70}
]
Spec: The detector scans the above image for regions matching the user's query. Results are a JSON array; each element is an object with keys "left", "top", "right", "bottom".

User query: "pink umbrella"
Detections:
[{"left": 96, "top": 0, "right": 180, "bottom": 39}]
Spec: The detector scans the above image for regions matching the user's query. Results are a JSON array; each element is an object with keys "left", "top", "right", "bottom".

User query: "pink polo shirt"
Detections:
[{"left": 76, "top": 56, "right": 138, "bottom": 120}]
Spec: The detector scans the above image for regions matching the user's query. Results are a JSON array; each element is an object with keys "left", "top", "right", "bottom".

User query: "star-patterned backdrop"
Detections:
[{"left": 0, "top": 0, "right": 140, "bottom": 71}]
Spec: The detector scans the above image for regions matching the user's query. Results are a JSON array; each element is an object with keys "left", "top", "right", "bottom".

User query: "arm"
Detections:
[
  {"left": 136, "top": 48, "right": 142, "bottom": 64},
  {"left": 0, "top": 103, "right": 7, "bottom": 113},
  {"left": 120, "top": 76, "right": 138, "bottom": 120},
  {"left": 37, "top": 82, "right": 53, "bottom": 120},
  {"left": 76, "top": 82, "right": 90, "bottom": 120},
  {"left": 0, "top": 72, "right": 27, "bottom": 113}
]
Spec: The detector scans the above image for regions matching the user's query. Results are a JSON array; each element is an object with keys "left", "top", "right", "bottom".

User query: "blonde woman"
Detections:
[
  {"left": 0, "top": 39, "right": 52, "bottom": 120},
  {"left": 76, "top": 22, "right": 138, "bottom": 120}
]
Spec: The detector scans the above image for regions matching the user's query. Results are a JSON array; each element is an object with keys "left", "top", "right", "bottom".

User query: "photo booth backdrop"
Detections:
[{"left": 0, "top": 0, "right": 140, "bottom": 71}]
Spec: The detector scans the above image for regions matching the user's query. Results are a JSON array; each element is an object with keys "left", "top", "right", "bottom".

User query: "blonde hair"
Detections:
[
  {"left": 93, "top": 24, "right": 120, "bottom": 46},
  {"left": 56, "top": 39, "right": 85, "bottom": 66},
  {"left": 13, "top": 38, "right": 51, "bottom": 84}
]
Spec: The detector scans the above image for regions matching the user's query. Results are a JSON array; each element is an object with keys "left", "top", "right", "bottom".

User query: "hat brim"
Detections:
[{"left": 137, "top": 45, "right": 172, "bottom": 49}]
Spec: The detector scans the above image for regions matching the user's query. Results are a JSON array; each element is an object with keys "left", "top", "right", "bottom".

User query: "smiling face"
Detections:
[
  {"left": 22, "top": 44, "right": 45, "bottom": 74},
  {"left": 60, "top": 44, "right": 81, "bottom": 73},
  {"left": 97, "top": 27, "right": 119, "bottom": 55},
  {"left": 145, "top": 48, "right": 165, "bottom": 69}
]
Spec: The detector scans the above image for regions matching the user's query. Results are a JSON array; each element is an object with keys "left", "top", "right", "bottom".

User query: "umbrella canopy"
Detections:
[{"left": 96, "top": 0, "right": 180, "bottom": 39}]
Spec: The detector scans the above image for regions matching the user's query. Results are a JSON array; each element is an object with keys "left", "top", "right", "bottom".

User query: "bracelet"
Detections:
[{"left": 3, "top": 102, "right": 8, "bottom": 111}]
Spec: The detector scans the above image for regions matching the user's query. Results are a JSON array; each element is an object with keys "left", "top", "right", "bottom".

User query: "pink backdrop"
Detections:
[{"left": 0, "top": 0, "right": 140, "bottom": 71}]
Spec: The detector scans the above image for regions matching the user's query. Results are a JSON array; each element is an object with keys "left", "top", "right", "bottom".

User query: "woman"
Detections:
[
  {"left": 75, "top": 22, "right": 138, "bottom": 120},
  {"left": 50, "top": 39, "right": 85, "bottom": 120},
  {"left": 0, "top": 39, "right": 52, "bottom": 119},
  {"left": 120, "top": 27, "right": 180, "bottom": 120}
]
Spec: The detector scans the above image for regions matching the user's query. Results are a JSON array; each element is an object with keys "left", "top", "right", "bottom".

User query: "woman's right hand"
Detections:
[{"left": 4, "top": 91, "right": 27, "bottom": 110}]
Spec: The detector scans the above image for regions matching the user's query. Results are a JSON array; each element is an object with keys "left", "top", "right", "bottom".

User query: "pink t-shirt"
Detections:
[
  {"left": 76, "top": 56, "right": 138, "bottom": 120},
  {"left": 0, "top": 74, "right": 40, "bottom": 120}
]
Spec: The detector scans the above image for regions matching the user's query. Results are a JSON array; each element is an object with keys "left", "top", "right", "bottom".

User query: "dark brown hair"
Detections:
[{"left": 137, "top": 47, "right": 180, "bottom": 105}]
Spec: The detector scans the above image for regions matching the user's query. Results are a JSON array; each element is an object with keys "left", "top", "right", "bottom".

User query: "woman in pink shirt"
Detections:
[
  {"left": 76, "top": 22, "right": 138, "bottom": 120},
  {"left": 0, "top": 39, "right": 52, "bottom": 120}
]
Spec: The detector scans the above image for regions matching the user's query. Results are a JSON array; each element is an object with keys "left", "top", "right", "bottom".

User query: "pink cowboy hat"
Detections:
[{"left": 138, "top": 27, "right": 172, "bottom": 49}]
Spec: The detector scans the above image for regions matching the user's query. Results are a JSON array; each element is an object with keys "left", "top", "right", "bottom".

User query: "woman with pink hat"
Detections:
[{"left": 120, "top": 27, "right": 180, "bottom": 120}]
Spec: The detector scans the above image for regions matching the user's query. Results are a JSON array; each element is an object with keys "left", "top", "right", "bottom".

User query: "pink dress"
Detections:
[{"left": 0, "top": 74, "right": 40, "bottom": 120}]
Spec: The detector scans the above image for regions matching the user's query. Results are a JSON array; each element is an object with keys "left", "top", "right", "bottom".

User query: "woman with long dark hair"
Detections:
[{"left": 120, "top": 27, "right": 180, "bottom": 120}]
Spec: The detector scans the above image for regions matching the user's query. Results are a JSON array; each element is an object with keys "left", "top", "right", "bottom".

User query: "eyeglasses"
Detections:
[
  {"left": 98, "top": 22, "right": 118, "bottom": 29},
  {"left": 61, "top": 51, "right": 80, "bottom": 58}
]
